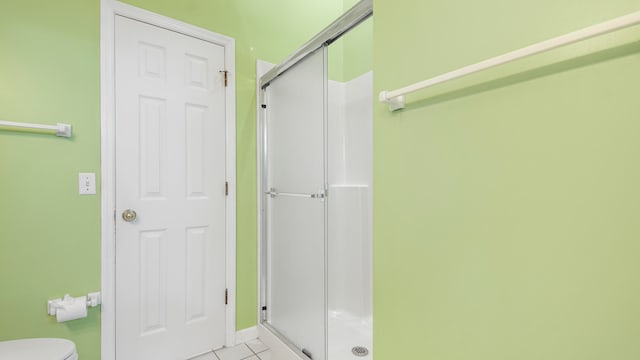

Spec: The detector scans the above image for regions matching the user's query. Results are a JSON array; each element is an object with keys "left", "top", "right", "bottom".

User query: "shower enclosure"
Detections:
[{"left": 257, "top": 1, "right": 372, "bottom": 360}]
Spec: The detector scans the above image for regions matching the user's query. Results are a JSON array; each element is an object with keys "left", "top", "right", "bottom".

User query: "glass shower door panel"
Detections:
[
  {"left": 265, "top": 48, "right": 327, "bottom": 360},
  {"left": 267, "top": 49, "right": 326, "bottom": 194},
  {"left": 268, "top": 197, "right": 325, "bottom": 360}
]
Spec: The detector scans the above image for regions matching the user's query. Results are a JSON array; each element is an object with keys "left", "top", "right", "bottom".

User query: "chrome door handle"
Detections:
[
  {"left": 265, "top": 188, "right": 326, "bottom": 200},
  {"left": 122, "top": 209, "right": 137, "bottom": 222}
]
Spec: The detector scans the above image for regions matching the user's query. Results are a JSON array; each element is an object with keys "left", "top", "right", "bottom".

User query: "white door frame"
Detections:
[{"left": 100, "top": 1, "right": 236, "bottom": 359}]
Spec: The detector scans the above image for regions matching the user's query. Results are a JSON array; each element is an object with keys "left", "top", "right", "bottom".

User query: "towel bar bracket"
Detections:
[
  {"left": 56, "top": 123, "right": 72, "bottom": 138},
  {"left": 379, "top": 91, "right": 405, "bottom": 111}
]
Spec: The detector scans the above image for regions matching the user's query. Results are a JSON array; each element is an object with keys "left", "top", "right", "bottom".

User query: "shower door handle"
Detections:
[{"left": 265, "top": 188, "right": 326, "bottom": 200}]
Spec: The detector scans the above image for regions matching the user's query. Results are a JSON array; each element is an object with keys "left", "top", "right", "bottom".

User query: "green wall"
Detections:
[
  {"left": 0, "top": 1, "right": 343, "bottom": 359},
  {"left": 373, "top": 0, "right": 640, "bottom": 359},
  {"left": 343, "top": 16, "right": 373, "bottom": 81},
  {"left": 0, "top": 0, "right": 102, "bottom": 357},
  {"left": 4, "top": 0, "right": 640, "bottom": 359},
  {"left": 328, "top": 0, "right": 373, "bottom": 82}
]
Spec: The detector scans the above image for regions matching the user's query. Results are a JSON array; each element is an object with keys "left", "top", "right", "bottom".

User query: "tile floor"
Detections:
[{"left": 192, "top": 339, "right": 271, "bottom": 360}]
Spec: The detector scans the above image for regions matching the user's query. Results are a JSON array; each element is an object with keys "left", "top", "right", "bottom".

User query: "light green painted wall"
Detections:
[
  {"left": 5, "top": 0, "right": 640, "bottom": 359},
  {"left": 0, "top": 1, "right": 102, "bottom": 359},
  {"left": 328, "top": 0, "right": 373, "bottom": 82},
  {"left": 373, "top": 0, "right": 640, "bottom": 359},
  {"left": 343, "top": 0, "right": 372, "bottom": 81},
  {"left": 343, "top": 16, "right": 372, "bottom": 81},
  {"left": 0, "top": 1, "right": 343, "bottom": 359}
]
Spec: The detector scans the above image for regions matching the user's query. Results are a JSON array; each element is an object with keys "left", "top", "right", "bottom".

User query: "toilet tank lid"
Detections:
[{"left": 0, "top": 338, "right": 77, "bottom": 360}]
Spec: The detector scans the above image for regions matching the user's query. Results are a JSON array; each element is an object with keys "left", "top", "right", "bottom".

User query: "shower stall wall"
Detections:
[
  {"left": 257, "top": 2, "right": 372, "bottom": 360},
  {"left": 327, "top": 72, "right": 373, "bottom": 360}
]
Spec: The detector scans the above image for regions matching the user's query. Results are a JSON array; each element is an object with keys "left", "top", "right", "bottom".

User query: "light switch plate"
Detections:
[{"left": 79, "top": 173, "right": 96, "bottom": 195}]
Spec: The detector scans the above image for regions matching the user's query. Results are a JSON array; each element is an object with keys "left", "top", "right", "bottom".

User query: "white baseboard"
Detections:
[{"left": 236, "top": 326, "right": 258, "bottom": 344}]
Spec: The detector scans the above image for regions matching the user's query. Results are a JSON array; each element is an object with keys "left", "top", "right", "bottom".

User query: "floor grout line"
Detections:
[
  {"left": 241, "top": 350, "right": 256, "bottom": 359},
  {"left": 247, "top": 341, "right": 267, "bottom": 356},
  {"left": 211, "top": 340, "right": 269, "bottom": 360},
  {"left": 247, "top": 343, "right": 258, "bottom": 356},
  {"left": 247, "top": 340, "right": 269, "bottom": 359},
  {"left": 240, "top": 343, "right": 257, "bottom": 360}
]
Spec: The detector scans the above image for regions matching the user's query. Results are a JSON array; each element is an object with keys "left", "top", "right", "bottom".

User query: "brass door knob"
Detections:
[{"left": 122, "top": 209, "right": 137, "bottom": 222}]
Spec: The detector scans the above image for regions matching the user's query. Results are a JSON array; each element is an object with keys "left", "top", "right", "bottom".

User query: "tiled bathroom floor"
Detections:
[{"left": 192, "top": 339, "right": 271, "bottom": 360}]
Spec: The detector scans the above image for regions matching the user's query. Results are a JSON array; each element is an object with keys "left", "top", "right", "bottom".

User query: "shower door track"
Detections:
[
  {"left": 261, "top": 322, "right": 315, "bottom": 360},
  {"left": 259, "top": 0, "right": 372, "bottom": 89}
]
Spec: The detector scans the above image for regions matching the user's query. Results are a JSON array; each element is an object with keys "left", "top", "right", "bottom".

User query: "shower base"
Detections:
[
  {"left": 328, "top": 310, "right": 373, "bottom": 360},
  {"left": 257, "top": 311, "right": 372, "bottom": 360}
]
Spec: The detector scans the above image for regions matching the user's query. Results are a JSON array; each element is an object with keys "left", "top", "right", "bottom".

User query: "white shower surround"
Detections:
[{"left": 328, "top": 71, "right": 373, "bottom": 360}]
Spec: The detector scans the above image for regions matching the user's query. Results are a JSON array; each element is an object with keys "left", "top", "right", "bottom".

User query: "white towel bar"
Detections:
[
  {"left": 379, "top": 10, "right": 640, "bottom": 111},
  {"left": 0, "top": 120, "right": 72, "bottom": 137}
]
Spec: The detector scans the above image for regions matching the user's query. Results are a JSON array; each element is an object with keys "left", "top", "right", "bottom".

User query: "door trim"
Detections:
[{"left": 100, "top": 1, "right": 236, "bottom": 359}]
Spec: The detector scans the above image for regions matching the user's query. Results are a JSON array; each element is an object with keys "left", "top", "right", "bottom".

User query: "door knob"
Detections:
[{"left": 122, "top": 209, "right": 137, "bottom": 222}]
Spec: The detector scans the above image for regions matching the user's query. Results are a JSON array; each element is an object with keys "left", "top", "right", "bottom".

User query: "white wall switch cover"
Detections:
[{"left": 79, "top": 172, "right": 96, "bottom": 195}]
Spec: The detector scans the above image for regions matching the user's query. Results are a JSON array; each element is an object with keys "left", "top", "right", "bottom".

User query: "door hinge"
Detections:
[
  {"left": 225, "top": 181, "right": 229, "bottom": 196},
  {"left": 219, "top": 70, "right": 228, "bottom": 87},
  {"left": 225, "top": 288, "right": 228, "bottom": 305}
]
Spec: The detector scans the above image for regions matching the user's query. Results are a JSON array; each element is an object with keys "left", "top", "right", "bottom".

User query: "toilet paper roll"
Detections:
[{"left": 56, "top": 295, "right": 88, "bottom": 323}]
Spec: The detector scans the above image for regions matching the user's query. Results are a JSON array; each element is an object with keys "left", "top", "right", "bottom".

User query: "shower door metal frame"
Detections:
[{"left": 257, "top": 1, "right": 372, "bottom": 359}]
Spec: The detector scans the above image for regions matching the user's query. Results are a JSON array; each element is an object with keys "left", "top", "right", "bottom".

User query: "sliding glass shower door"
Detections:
[{"left": 263, "top": 48, "right": 327, "bottom": 360}]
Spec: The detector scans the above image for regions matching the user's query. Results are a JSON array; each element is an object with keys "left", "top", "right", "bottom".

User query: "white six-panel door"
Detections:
[{"left": 114, "top": 15, "right": 227, "bottom": 359}]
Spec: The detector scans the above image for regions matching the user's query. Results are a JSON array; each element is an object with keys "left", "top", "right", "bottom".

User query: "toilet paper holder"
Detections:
[{"left": 47, "top": 292, "right": 101, "bottom": 317}]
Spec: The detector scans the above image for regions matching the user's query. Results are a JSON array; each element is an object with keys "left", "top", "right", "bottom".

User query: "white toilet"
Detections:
[{"left": 0, "top": 338, "right": 78, "bottom": 359}]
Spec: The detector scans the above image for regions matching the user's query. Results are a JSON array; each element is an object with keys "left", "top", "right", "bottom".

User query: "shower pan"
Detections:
[{"left": 257, "top": 1, "right": 373, "bottom": 360}]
